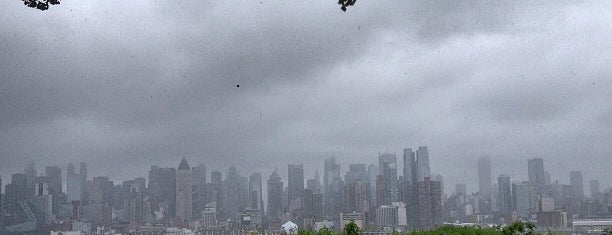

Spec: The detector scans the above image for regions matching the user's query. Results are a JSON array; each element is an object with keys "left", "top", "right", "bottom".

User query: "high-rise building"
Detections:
[
  {"left": 25, "top": 163, "right": 37, "bottom": 197},
  {"left": 4, "top": 173, "right": 28, "bottom": 217},
  {"left": 148, "top": 166, "right": 176, "bottom": 219},
  {"left": 512, "top": 181, "right": 532, "bottom": 218},
  {"left": 569, "top": 171, "right": 584, "bottom": 199},
  {"left": 528, "top": 158, "right": 545, "bottom": 188},
  {"left": 344, "top": 164, "right": 368, "bottom": 213},
  {"left": 192, "top": 164, "right": 207, "bottom": 219},
  {"left": 417, "top": 177, "right": 442, "bottom": 230},
  {"left": 267, "top": 170, "right": 283, "bottom": 220},
  {"left": 176, "top": 158, "right": 193, "bottom": 221},
  {"left": 67, "top": 163, "right": 83, "bottom": 203},
  {"left": 225, "top": 166, "right": 241, "bottom": 221},
  {"left": 478, "top": 157, "right": 492, "bottom": 197},
  {"left": 324, "top": 157, "right": 343, "bottom": 220},
  {"left": 80, "top": 162, "right": 88, "bottom": 184},
  {"left": 91, "top": 176, "right": 113, "bottom": 205},
  {"left": 590, "top": 180, "right": 600, "bottom": 198},
  {"left": 206, "top": 170, "right": 224, "bottom": 218},
  {"left": 416, "top": 147, "right": 431, "bottom": 181},
  {"left": 379, "top": 153, "right": 398, "bottom": 203},
  {"left": 249, "top": 173, "right": 263, "bottom": 213},
  {"left": 45, "top": 166, "right": 62, "bottom": 195},
  {"left": 497, "top": 174, "right": 512, "bottom": 215},
  {"left": 288, "top": 164, "right": 305, "bottom": 212},
  {"left": 455, "top": 184, "right": 467, "bottom": 196}
]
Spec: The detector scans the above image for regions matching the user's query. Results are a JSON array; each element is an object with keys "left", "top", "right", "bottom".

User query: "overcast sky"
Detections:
[{"left": 1, "top": 1, "right": 612, "bottom": 194}]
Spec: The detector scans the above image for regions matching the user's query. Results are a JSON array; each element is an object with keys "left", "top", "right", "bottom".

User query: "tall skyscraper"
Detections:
[
  {"left": 249, "top": 173, "right": 263, "bottom": 213},
  {"left": 497, "top": 174, "right": 512, "bottom": 215},
  {"left": 403, "top": 148, "right": 417, "bottom": 184},
  {"left": 528, "top": 158, "right": 545, "bottom": 188},
  {"left": 512, "top": 181, "right": 532, "bottom": 218},
  {"left": 416, "top": 146, "right": 431, "bottom": 181},
  {"left": 267, "top": 170, "right": 283, "bottom": 220},
  {"left": 590, "top": 180, "right": 600, "bottom": 198},
  {"left": 569, "top": 171, "right": 584, "bottom": 199},
  {"left": 344, "top": 164, "right": 368, "bottom": 212},
  {"left": 324, "top": 157, "right": 343, "bottom": 220},
  {"left": 176, "top": 158, "right": 193, "bottom": 221},
  {"left": 148, "top": 166, "right": 176, "bottom": 219},
  {"left": 288, "top": 164, "right": 304, "bottom": 212},
  {"left": 379, "top": 153, "right": 398, "bottom": 203},
  {"left": 417, "top": 177, "right": 442, "bottom": 230},
  {"left": 25, "top": 163, "right": 37, "bottom": 197},
  {"left": 45, "top": 166, "right": 62, "bottom": 195},
  {"left": 224, "top": 166, "right": 241, "bottom": 221},
  {"left": 80, "top": 162, "right": 88, "bottom": 184},
  {"left": 478, "top": 157, "right": 492, "bottom": 197},
  {"left": 192, "top": 164, "right": 207, "bottom": 219}
]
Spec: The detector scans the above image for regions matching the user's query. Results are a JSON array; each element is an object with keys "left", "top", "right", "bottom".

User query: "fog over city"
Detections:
[{"left": 2, "top": 0, "right": 612, "bottom": 194}]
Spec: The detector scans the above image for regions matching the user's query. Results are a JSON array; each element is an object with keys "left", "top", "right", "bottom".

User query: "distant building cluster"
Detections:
[{"left": 0, "top": 147, "right": 610, "bottom": 234}]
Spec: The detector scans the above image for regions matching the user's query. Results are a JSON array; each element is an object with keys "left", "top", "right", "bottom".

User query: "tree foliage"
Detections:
[
  {"left": 338, "top": 0, "right": 357, "bottom": 12},
  {"left": 22, "top": 0, "right": 60, "bottom": 11},
  {"left": 343, "top": 220, "right": 360, "bottom": 235}
]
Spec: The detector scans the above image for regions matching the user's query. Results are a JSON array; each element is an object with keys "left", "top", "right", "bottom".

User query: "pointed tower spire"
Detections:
[{"left": 178, "top": 157, "right": 190, "bottom": 170}]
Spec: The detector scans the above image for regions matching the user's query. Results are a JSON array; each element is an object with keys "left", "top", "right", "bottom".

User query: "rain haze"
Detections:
[{"left": 2, "top": 0, "right": 612, "bottom": 196}]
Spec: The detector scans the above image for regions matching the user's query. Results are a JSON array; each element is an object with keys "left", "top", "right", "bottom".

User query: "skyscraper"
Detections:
[
  {"left": 497, "top": 174, "right": 512, "bottom": 215},
  {"left": 249, "top": 173, "right": 263, "bottom": 213},
  {"left": 288, "top": 164, "right": 304, "bottom": 212},
  {"left": 45, "top": 166, "right": 62, "bottom": 196},
  {"left": 379, "top": 153, "right": 398, "bottom": 203},
  {"left": 224, "top": 166, "right": 241, "bottom": 221},
  {"left": 416, "top": 146, "right": 431, "bottom": 181},
  {"left": 569, "top": 171, "right": 584, "bottom": 199},
  {"left": 176, "top": 158, "right": 193, "bottom": 221},
  {"left": 512, "top": 181, "right": 532, "bottom": 218},
  {"left": 324, "top": 157, "right": 343, "bottom": 220},
  {"left": 148, "top": 166, "right": 176, "bottom": 219},
  {"left": 403, "top": 148, "right": 417, "bottom": 184},
  {"left": 67, "top": 163, "right": 83, "bottom": 203},
  {"left": 528, "top": 158, "right": 545, "bottom": 188},
  {"left": 25, "top": 163, "right": 37, "bottom": 197},
  {"left": 192, "top": 164, "right": 207, "bottom": 219},
  {"left": 267, "top": 170, "right": 283, "bottom": 220},
  {"left": 478, "top": 157, "right": 492, "bottom": 197},
  {"left": 417, "top": 177, "right": 442, "bottom": 230}
]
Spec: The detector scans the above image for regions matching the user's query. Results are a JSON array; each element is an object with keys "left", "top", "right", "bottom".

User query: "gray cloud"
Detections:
[{"left": 1, "top": 1, "right": 612, "bottom": 192}]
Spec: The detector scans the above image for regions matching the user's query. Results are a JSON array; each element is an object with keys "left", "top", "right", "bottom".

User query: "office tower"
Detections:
[
  {"left": 267, "top": 170, "right": 283, "bottom": 220},
  {"left": 225, "top": 166, "right": 241, "bottom": 221},
  {"left": 478, "top": 157, "right": 492, "bottom": 197},
  {"left": 344, "top": 164, "right": 368, "bottom": 212},
  {"left": 288, "top": 164, "right": 305, "bottom": 212},
  {"left": 148, "top": 165, "right": 176, "bottom": 219},
  {"left": 528, "top": 158, "right": 545, "bottom": 188},
  {"left": 379, "top": 153, "right": 398, "bottom": 202},
  {"left": 4, "top": 173, "right": 28, "bottom": 217},
  {"left": 497, "top": 174, "right": 512, "bottom": 215},
  {"left": 455, "top": 184, "right": 467, "bottom": 196},
  {"left": 25, "top": 163, "right": 37, "bottom": 197},
  {"left": 306, "top": 170, "right": 321, "bottom": 192},
  {"left": 302, "top": 188, "right": 324, "bottom": 229},
  {"left": 249, "top": 173, "right": 263, "bottom": 214},
  {"left": 403, "top": 148, "right": 417, "bottom": 183},
  {"left": 544, "top": 171, "right": 551, "bottom": 186},
  {"left": 417, "top": 177, "right": 442, "bottom": 230},
  {"left": 416, "top": 146, "right": 431, "bottom": 181},
  {"left": 91, "top": 176, "right": 113, "bottom": 205},
  {"left": 569, "top": 171, "right": 584, "bottom": 199},
  {"left": 176, "top": 158, "right": 193, "bottom": 221},
  {"left": 512, "top": 181, "right": 532, "bottom": 218},
  {"left": 45, "top": 166, "right": 62, "bottom": 195},
  {"left": 67, "top": 163, "right": 83, "bottom": 203},
  {"left": 192, "top": 164, "right": 207, "bottom": 219},
  {"left": 376, "top": 175, "right": 389, "bottom": 206},
  {"left": 238, "top": 176, "right": 250, "bottom": 212},
  {"left": 367, "top": 164, "right": 378, "bottom": 214},
  {"left": 324, "top": 157, "right": 343, "bottom": 220},
  {"left": 590, "top": 180, "right": 600, "bottom": 198}
]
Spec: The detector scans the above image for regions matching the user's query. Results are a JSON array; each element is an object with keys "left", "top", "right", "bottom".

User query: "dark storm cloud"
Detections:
[{"left": 1, "top": 0, "right": 612, "bottom": 191}]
